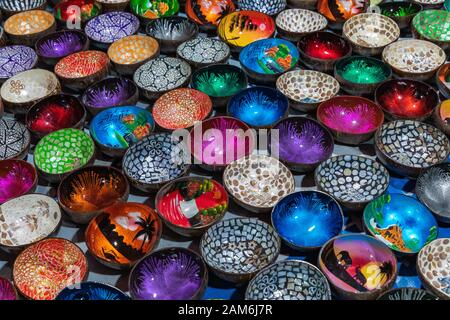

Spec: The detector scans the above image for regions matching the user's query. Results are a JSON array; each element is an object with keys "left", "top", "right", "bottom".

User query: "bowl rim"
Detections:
[
  {"left": 0, "top": 159, "right": 38, "bottom": 203},
  {"left": 55, "top": 280, "right": 130, "bottom": 300},
  {"left": 0, "top": 45, "right": 38, "bottom": 80},
  {"left": 376, "top": 287, "right": 437, "bottom": 300},
  {"left": 35, "top": 29, "right": 89, "bottom": 59},
  {"left": 107, "top": 34, "right": 160, "bottom": 67},
  {"left": 4, "top": 9, "right": 55, "bottom": 36},
  {"left": 334, "top": 55, "right": 393, "bottom": 85},
  {"left": 437, "top": 62, "right": 450, "bottom": 89},
  {"left": 176, "top": 37, "right": 231, "bottom": 65},
  {"left": 297, "top": 31, "right": 352, "bottom": 62},
  {"left": 0, "top": 275, "right": 19, "bottom": 300},
  {"left": 0, "top": 0, "right": 47, "bottom": 12},
  {"left": 275, "top": 8, "right": 328, "bottom": 34},
  {"left": 55, "top": 50, "right": 110, "bottom": 81},
  {"left": 238, "top": 0, "right": 286, "bottom": 15},
  {"left": 378, "top": 1, "right": 423, "bottom": 18},
  {"left": 145, "top": 15, "right": 199, "bottom": 42},
  {"left": 412, "top": 9, "right": 450, "bottom": 43}
]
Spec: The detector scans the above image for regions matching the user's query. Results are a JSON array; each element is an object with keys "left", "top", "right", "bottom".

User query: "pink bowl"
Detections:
[{"left": 0, "top": 159, "right": 37, "bottom": 204}]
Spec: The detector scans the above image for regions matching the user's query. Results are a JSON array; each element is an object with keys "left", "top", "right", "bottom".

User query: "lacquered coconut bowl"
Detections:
[
  {"left": 0, "top": 159, "right": 37, "bottom": 205},
  {"left": 412, "top": 0, "right": 443, "bottom": 9},
  {"left": 379, "top": 1, "right": 422, "bottom": 29},
  {"left": 176, "top": 37, "right": 231, "bottom": 70},
  {"left": 287, "top": 0, "right": 317, "bottom": 10},
  {"left": 0, "top": 118, "right": 31, "bottom": 161},
  {"left": 56, "top": 282, "right": 130, "bottom": 300},
  {"left": 433, "top": 100, "right": 450, "bottom": 135},
  {"left": 95, "top": 0, "right": 129, "bottom": 11},
  {"left": 0, "top": 277, "right": 17, "bottom": 300},
  {"left": 437, "top": 62, "right": 450, "bottom": 99},
  {"left": 238, "top": 0, "right": 286, "bottom": 16},
  {"left": 412, "top": 10, "right": 450, "bottom": 53},
  {"left": 317, "top": 0, "right": 368, "bottom": 30},
  {"left": 54, "top": 0, "right": 101, "bottom": 28},
  {"left": 130, "top": 0, "right": 179, "bottom": 25},
  {"left": 0, "top": 0, "right": 47, "bottom": 17},
  {"left": 0, "top": 46, "right": 38, "bottom": 83},
  {"left": 275, "top": 8, "right": 327, "bottom": 41},
  {"left": 377, "top": 288, "right": 437, "bottom": 300},
  {"left": 185, "top": 0, "right": 236, "bottom": 32}
]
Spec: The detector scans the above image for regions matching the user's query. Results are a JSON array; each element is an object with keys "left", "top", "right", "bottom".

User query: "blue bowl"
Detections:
[
  {"left": 227, "top": 86, "right": 288, "bottom": 128},
  {"left": 271, "top": 190, "right": 344, "bottom": 250},
  {"left": 363, "top": 193, "right": 438, "bottom": 254},
  {"left": 55, "top": 282, "right": 130, "bottom": 300},
  {"left": 90, "top": 106, "right": 155, "bottom": 158}
]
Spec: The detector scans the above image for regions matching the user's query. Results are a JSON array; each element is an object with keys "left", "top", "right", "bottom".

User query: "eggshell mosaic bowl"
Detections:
[
  {"left": 238, "top": 0, "right": 286, "bottom": 16},
  {"left": 0, "top": 45, "right": 37, "bottom": 83},
  {"left": 276, "top": 9, "right": 327, "bottom": 41},
  {"left": 0, "top": 118, "right": 30, "bottom": 160},
  {"left": 176, "top": 37, "right": 231, "bottom": 69}
]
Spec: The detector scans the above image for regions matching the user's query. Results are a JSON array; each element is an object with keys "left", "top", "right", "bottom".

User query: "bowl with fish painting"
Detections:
[
  {"left": 0, "top": 277, "right": 17, "bottom": 300},
  {"left": 437, "top": 62, "right": 450, "bottom": 99},
  {"left": 0, "top": 45, "right": 38, "bottom": 83},
  {"left": 56, "top": 282, "right": 130, "bottom": 300},
  {"left": 58, "top": 166, "right": 130, "bottom": 224},
  {"left": 0, "top": 118, "right": 31, "bottom": 161},
  {"left": 238, "top": 0, "right": 286, "bottom": 16},
  {"left": 129, "top": 247, "right": 208, "bottom": 300},
  {"left": 377, "top": 288, "right": 437, "bottom": 300},
  {"left": 434, "top": 100, "right": 450, "bottom": 135},
  {"left": 185, "top": 0, "right": 236, "bottom": 31},
  {"left": 0, "top": 0, "right": 47, "bottom": 17},
  {"left": 0, "top": 159, "right": 37, "bottom": 205},
  {"left": 379, "top": 1, "right": 422, "bottom": 29},
  {"left": 54, "top": 0, "right": 101, "bottom": 27},
  {"left": 275, "top": 8, "right": 327, "bottom": 41},
  {"left": 412, "top": 10, "right": 450, "bottom": 53},
  {"left": 176, "top": 37, "right": 231, "bottom": 69},
  {"left": 86, "top": 202, "right": 162, "bottom": 269}
]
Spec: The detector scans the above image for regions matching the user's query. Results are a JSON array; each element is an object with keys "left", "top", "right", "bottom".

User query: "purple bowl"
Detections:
[
  {"left": 0, "top": 45, "right": 37, "bottom": 82},
  {"left": 0, "top": 277, "right": 16, "bottom": 300}
]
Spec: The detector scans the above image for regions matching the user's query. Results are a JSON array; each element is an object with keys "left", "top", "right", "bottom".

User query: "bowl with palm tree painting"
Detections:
[
  {"left": 185, "top": 0, "right": 236, "bottom": 32},
  {"left": 227, "top": 86, "right": 289, "bottom": 129},
  {"left": 0, "top": 159, "right": 37, "bottom": 205},
  {"left": 56, "top": 282, "right": 130, "bottom": 300},
  {"left": 412, "top": 10, "right": 450, "bottom": 53},
  {"left": 334, "top": 56, "right": 392, "bottom": 96},
  {"left": 379, "top": 1, "right": 422, "bottom": 29},
  {"left": 191, "top": 64, "right": 248, "bottom": 109},
  {"left": 85, "top": 202, "right": 162, "bottom": 270},
  {"left": 377, "top": 288, "right": 437, "bottom": 300}
]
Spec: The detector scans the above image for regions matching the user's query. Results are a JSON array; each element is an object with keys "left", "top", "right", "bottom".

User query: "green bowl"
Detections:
[{"left": 412, "top": 10, "right": 450, "bottom": 52}]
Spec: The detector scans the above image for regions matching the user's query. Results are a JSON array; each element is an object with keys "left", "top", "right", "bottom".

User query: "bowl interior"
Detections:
[
  {"left": 437, "top": 63, "right": 450, "bottom": 91},
  {"left": 131, "top": 0, "right": 179, "bottom": 19},
  {"left": 186, "top": 0, "right": 235, "bottom": 26},
  {"left": 82, "top": 77, "right": 138, "bottom": 109},
  {"left": 0, "top": 0, "right": 46, "bottom": 11},
  {"left": 56, "top": 282, "right": 129, "bottom": 300},
  {"left": 177, "top": 38, "right": 230, "bottom": 64},
  {"left": 0, "top": 277, "right": 16, "bottom": 300},
  {"left": 55, "top": 51, "right": 109, "bottom": 79},
  {"left": 54, "top": 0, "right": 101, "bottom": 22},
  {"left": 0, "top": 160, "right": 36, "bottom": 204},
  {"left": 108, "top": 35, "right": 159, "bottom": 65},
  {"left": 335, "top": 56, "right": 391, "bottom": 84},
  {"left": 4, "top": 10, "right": 54, "bottom": 35},
  {"left": 239, "top": 0, "right": 285, "bottom": 15},
  {"left": 378, "top": 288, "right": 437, "bottom": 300},
  {"left": 380, "top": 1, "right": 422, "bottom": 18},
  {"left": 298, "top": 32, "right": 351, "bottom": 60},
  {"left": 413, "top": 10, "right": 450, "bottom": 42},
  {"left": 146, "top": 16, "right": 197, "bottom": 41},
  {"left": 85, "top": 12, "right": 140, "bottom": 44},
  {"left": 0, "top": 118, "right": 30, "bottom": 160},
  {"left": 276, "top": 8, "right": 327, "bottom": 33},
  {"left": 0, "top": 46, "right": 37, "bottom": 79},
  {"left": 36, "top": 30, "right": 87, "bottom": 59}
]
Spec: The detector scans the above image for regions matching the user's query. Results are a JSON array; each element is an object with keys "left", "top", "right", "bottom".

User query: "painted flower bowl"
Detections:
[
  {"left": 0, "top": 46, "right": 37, "bottom": 83},
  {"left": 107, "top": 35, "right": 160, "bottom": 76},
  {"left": 13, "top": 238, "right": 88, "bottom": 300},
  {"left": 416, "top": 163, "right": 450, "bottom": 223},
  {"left": 185, "top": 0, "right": 236, "bottom": 31},
  {"left": 122, "top": 132, "right": 189, "bottom": 192},
  {"left": 238, "top": 0, "right": 286, "bottom": 15},
  {"left": 417, "top": 238, "right": 450, "bottom": 300},
  {"left": 379, "top": 1, "right": 422, "bottom": 29},
  {"left": 58, "top": 166, "right": 130, "bottom": 224},
  {"left": 56, "top": 282, "right": 130, "bottom": 300},
  {"left": 0, "top": 0, "right": 47, "bottom": 16},
  {"left": 317, "top": 96, "right": 385, "bottom": 145},
  {"left": 55, "top": 51, "right": 110, "bottom": 91},
  {"left": 189, "top": 116, "right": 256, "bottom": 171},
  {"left": 374, "top": 120, "right": 450, "bottom": 178},
  {"left": 297, "top": 31, "right": 352, "bottom": 73},
  {"left": 382, "top": 39, "right": 446, "bottom": 81},
  {"left": 334, "top": 56, "right": 392, "bottom": 96},
  {"left": 245, "top": 260, "right": 331, "bottom": 300},
  {"left": 200, "top": 218, "right": 280, "bottom": 283},
  {"left": 176, "top": 37, "right": 231, "bottom": 69},
  {"left": 377, "top": 288, "right": 437, "bottom": 300},
  {"left": 239, "top": 38, "right": 299, "bottom": 84},
  {"left": 315, "top": 155, "right": 389, "bottom": 211},
  {"left": 317, "top": 0, "right": 368, "bottom": 29},
  {"left": 34, "top": 128, "right": 95, "bottom": 183},
  {"left": 155, "top": 177, "right": 228, "bottom": 237},
  {"left": 276, "top": 8, "right": 327, "bottom": 41},
  {"left": 272, "top": 191, "right": 344, "bottom": 251},
  {"left": 90, "top": 106, "right": 155, "bottom": 158},
  {"left": 190, "top": 64, "right": 248, "bottom": 108},
  {"left": 0, "top": 118, "right": 31, "bottom": 160},
  {"left": 0, "top": 159, "right": 37, "bottom": 204},
  {"left": 4, "top": 10, "right": 56, "bottom": 46},
  {"left": 26, "top": 94, "right": 86, "bottom": 139},
  {"left": 130, "top": 247, "right": 207, "bottom": 300},
  {"left": 134, "top": 57, "right": 191, "bottom": 101},
  {"left": 146, "top": 16, "right": 198, "bottom": 54},
  {"left": 85, "top": 12, "right": 140, "bottom": 49},
  {"left": 412, "top": 10, "right": 450, "bottom": 52},
  {"left": 54, "top": 0, "right": 101, "bottom": 27},
  {"left": 227, "top": 86, "right": 288, "bottom": 128},
  {"left": 96, "top": 0, "right": 130, "bottom": 11},
  {"left": 318, "top": 234, "right": 397, "bottom": 300},
  {"left": 217, "top": 10, "right": 276, "bottom": 51},
  {"left": 0, "top": 277, "right": 17, "bottom": 300},
  {"left": 437, "top": 62, "right": 450, "bottom": 99},
  {"left": 130, "top": 0, "right": 179, "bottom": 25},
  {"left": 86, "top": 202, "right": 162, "bottom": 269},
  {"left": 223, "top": 154, "right": 295, "bottom": 213},
  {"left": 35, "top": 30, "right": 89, "bottom": 66},
  {"left": 434, "top": 100, "right": 450, "bottom": 135},
  {"left": 276, "top": 70, "right": 340, "bottom": 112},
  {"left": 81, "top": 77, "right": 139, "bottom": 116}
]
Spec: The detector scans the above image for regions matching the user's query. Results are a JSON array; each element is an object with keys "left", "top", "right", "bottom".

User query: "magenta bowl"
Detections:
[
  {"left": 0, "top": 159, "right": 37, "bottom": 204},
  {"left": 0, "top": 277, "right": 17, "bottom": 300}
]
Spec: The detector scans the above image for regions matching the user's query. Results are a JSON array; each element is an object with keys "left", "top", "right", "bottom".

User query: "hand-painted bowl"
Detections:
[
  {"left": 317, "top": 96, "right": 384, "bottom": 145},
  {"left": 134, "top": 57, "right": 191, "bottom": 101},
  {"left": 81, "top": 77, "right": 139, "bottom": 115},
  {"left": 96, "top": 0, "right": 129, "bottom": 11},
  {"left": 0, "top": 194, "right": 61, "bottom": 252},
  {"left": 86, "top": 202, "right": 162, "bottom": 269},
  {"left": 377, "top": 288, "right": 437, "bottom": 300},
  {"left": 185, "top": 0, "right": 236, "bottom": 31},
  {"left": 217, "top": 10, "right": 276, "bottom": 51},
  {"left": 271, "top": 116, "right": 334, "bottom": 173},
  {"left": 200, "top": 218, "right": 280, "bottom": 283},
  {"left": 0, "top": 0, "right": 47, "bottom": 16},
  {"left": 375, "top": 120, "right": 450, "bottom": 178},
  {"left": 56, "top": 282, "right": 130, "bottom": 300},
  {"left": 13, "top": 238, "right": 88, "bottom": 300},
  {"left": 317, "top": 0, "right": 368, "bottom": 30},
  {"left": 375, "top": 79, "right": 439, "bottom": 121},
  {"left": 437, "top": 62, "right": 450, "bottom": 99},
  {"left": 85, "top": 12, "right": 140, "bottom": 49},
  {"left": 334, "top": 56, "right": 392, "bottom": 96},
  {"left": 122, "top": 132, "right": 189, "bottom": 192},
  {"left": 0, "top": 277, "right": 17, "bottom": 300},
  {"left": 26, "top": 94, "right": 86, "bottom": 139},
  {"left": 153, "top": 88, "right": 211, "bottom": 130},
  {"left": 379, "top": 1, "right": 422, "bottom": 29},
  {"left": 238, "top": 0, "right": 286, "bottom": 16},
  {"left": 227, "top": 86, "right": 288, "bottom": 128},
  {"left": 176, "top": 37, "right": 231, "bottom": 69},
  {"left": 35, "top": 30, "right": 89, "bottom": 66},
  {"left": 315, "top": 155, "right": 389, "bottom": 211},
  {"left": 276, "top": 70, "right": 340, "bottom": 112},
  {"left": 417, "top": 238, "right": 450, "bottom": 300},
  {"left": 0, "top": 46, "right": 37, "bottom": 83},
  {"left": 90, "top": 106, "right": 155, "bottom": 157},
  {"left": 416, "top": 163, "right": 450, "bottom": 223},
  {"left": 4, "top": 10, "right": 56, "bottom": 46},
  {"left": 55, "top": 51, "right": 110, "bottom": 91},
  {"left": 189, "top": 116, "right": 256, "bottom": 171},
  {"left": 130, "top": 0, "right": 179, "bottom": 23},
  {"left": 34, "top": 128, "right": 95, "bottom": 183},
  {"left": 276, "top": 8, "right": 327, "bottom": 41},
  {"left": 107, "top": 35, "right": 160, "bottom": 76},
  {"left": 412, "top": 10, "right": 450, "bottom": 52},
  {"left": 364, "top": 194, "right": 438, "bottom": 255},
  {"left": 382, "top": 39, "right": 446, "bottom": 81},
  {"left": 239, "top": 38, "right": 299, "bottom": 84},
  {"left": 146, "top": 16, "right": 198, "bottom": 54},
  {"left": 190, "top": 64, "right": 248, "bottom": 108},
  {"left": 223, "top": 154, "right": 295, "bottom": 213},
  {"left": 155, "top": 177, "right": 228, "bottom": 237},
  {"left": 54, "top": 0, "right": 101, "bottom": 27},
  {"left": 0, "top": 159, "right": 37, "bottom": 204},
  {"left": 272, "top": 191, "right": 344, "bottom": 251},
  {"left": 129, "top": 247, "right": 208, "bottom": 300},
  {"left": 433, "top": 100, "right": 450, "bottom": 135},
  {"left": 0, "top": 118, "right": 30, "bottom": 160},
  {"left": 318, "top": 234, "right": 397, "bottom": 300},
  {"left": 58, "top": 166, "right": 130, "bottom": 224},
  {"left": 297, "top": 31, "right": 352, "bottom": 73},
  {"left": 245, "top": 260, "right": 331, "bottom": 300}
]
